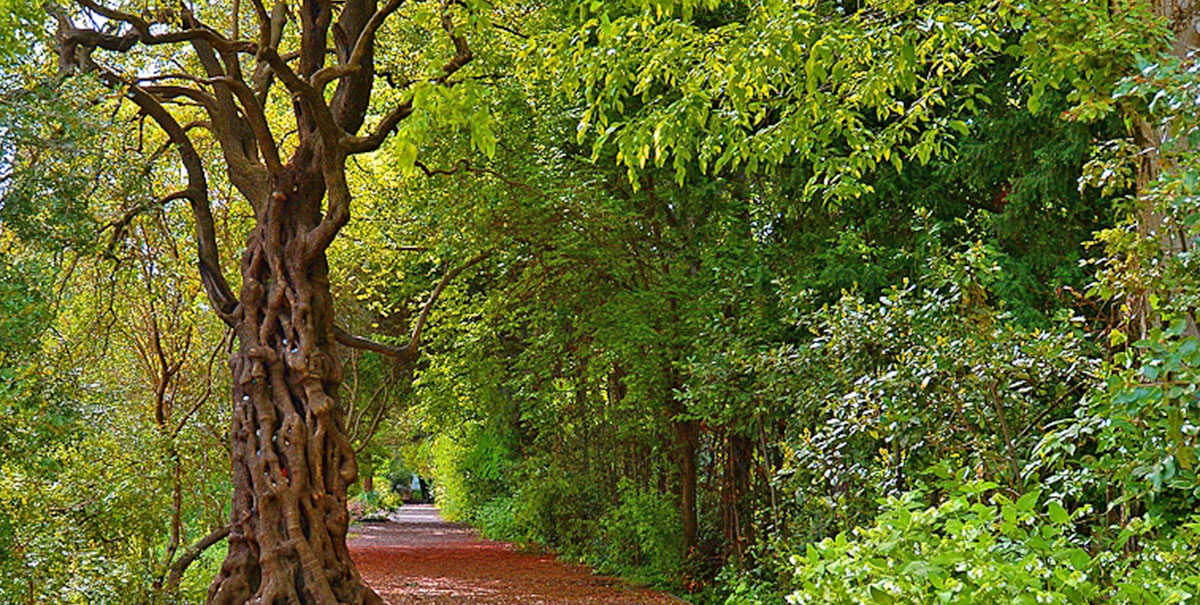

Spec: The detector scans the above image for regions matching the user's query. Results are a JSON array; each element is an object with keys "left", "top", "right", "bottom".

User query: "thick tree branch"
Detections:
[
  {"left": 127, "top": 85, "right": 241, "bottom": 324},
  {"left": 140, "top": 81, "right": 218, "bottom": 104},
  {"left": 314, "top": 0, "right": 406, "bottom": 90},
  {"left": 334, "top": 325, "right": 413, "bottom": 359},
  {"left": 246, "top": 0, "right": 273, "bottom": 51},
  {"left": 344, "top": 100, "right": 412, "bottom": 154},
  {"left": 51, "top": 7, "right": 241, "bottom": 324},
  {"left": 343, "top": 0, "right": 472, "bottom": 154},
  {"left": 207, "top": 75, "right": 283, "bottom": 173},
  {"left": 142, "top": 74, "right": 277, "bottom": 176},
  {"left": 306, "top": 150, "right": 353, "bottom": 256},
  {"left": 70, "top": 0, "right": 256, "bottom": 54},
  {"left": 334, "top": 250, "right": 490, "bottom": 359},
  {"left": 250, "top": 2, "right": 289, "bottom": 105},
  {"left": 261, "top": 47, "right": 342, "bottom": 142},
  {"left": 177, "top": 44, "right": 270, "bottom": 208},
  {"left": 164, "top": 524, "right": 232, "bottom": 590},
  {"left": 298, "top": 0, "right": 333, "bottom": 79}
]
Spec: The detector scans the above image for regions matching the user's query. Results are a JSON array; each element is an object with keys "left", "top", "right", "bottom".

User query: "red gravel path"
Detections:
[{"left": 348, "top": 504, "right": 684, "bottom": 604}]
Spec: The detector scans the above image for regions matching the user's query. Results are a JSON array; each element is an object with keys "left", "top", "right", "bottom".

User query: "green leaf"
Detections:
[
  {"left": 396, "top": 140, "right": 418, "bottom": 176},
  {"left": 1109, "top": 329, "right": 1127, "bottom": 347},
  {"left": 1048, "top": 501, "right": 1069, "bottom": 524},
  {"left": 1066, "top": 548, "right": 1091, "bottom": 570},
  {"left": 870, "top": 585, "right": 895, "bottom": 604},
  {"left": 1017, "top": 491, "right": 1039, "bottom": 512},
  {"left": 1028, "top": 87, "right": 1043, "bottom": 115}
]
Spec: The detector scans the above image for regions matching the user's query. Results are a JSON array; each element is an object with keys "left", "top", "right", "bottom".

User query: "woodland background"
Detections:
[{"left": 1, "top": 0, "right": 1200, "bottom": 603}]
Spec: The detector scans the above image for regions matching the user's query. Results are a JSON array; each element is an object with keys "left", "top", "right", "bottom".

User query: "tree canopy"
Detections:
[{"left": 1, "top": 0, "right": 1199, "bottom": 603}]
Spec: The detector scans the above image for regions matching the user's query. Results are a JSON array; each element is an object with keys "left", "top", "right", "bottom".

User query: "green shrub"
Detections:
[
  {"left": 1109, "top": 516, "right": 1200, "bottom": 603},
  {"left": 787, "top": 478, "right": 1200, "bottom": 604},
  {"left": 593, "top": 480, "right": 685, "bottom": 588},
  {"left": 430, "top": 433, "right": 475, "bottom": 521},
  {"left": 476, "top": 496, "right": 523, "bottom": 542},
  {"left": 430, "top": 427, "right": 517, "bottom": 523},
  {"left": 509, "top": 469, "right": 592, "bottom": 550},
  {"left": 760, "top": 281, "right": 1101, "bottom": 545},
  {"left": 788, "top": 480, "right": 1101, "bottom": 604}
]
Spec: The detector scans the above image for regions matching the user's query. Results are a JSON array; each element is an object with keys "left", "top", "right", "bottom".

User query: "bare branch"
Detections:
[
  {"left": 353, "top": 388, "right": 391, "bottom": 453},
  {"left": 172, "top": 328, "right": 234, "bottom": 437},
  {"left": 491, "top": 21, "right": 527, "bottom": 39},
  {"left": 334, "top": 250, "right": 491, "bottom": 358},
  {"left": 407, "top": 249, "right": 490, "bottom": 352},
  {"left": 344, "top": 0, "right": 472, "bottom": 154},
  {"left": 103, "top": 189, "right": 191, "bottom": 253},
  {"left": 313, "top": 0, "right": 406, "bottom": 90},
  {"left": 415, "top": 158, "right": 553, "bottom": 201},
  {"left": 71, "top": 0, "right": 257, "bottom": 54},
  {"left": 164, "top": 525, "right": 231, "bottom": 590},
  {"left": 437, "top": 0, "right": 473, "bottom": 77}
]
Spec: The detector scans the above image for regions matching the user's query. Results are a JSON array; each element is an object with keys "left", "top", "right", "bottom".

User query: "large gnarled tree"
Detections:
[{"left": 48, "top": 0, "right": 475, "bottom": 601}]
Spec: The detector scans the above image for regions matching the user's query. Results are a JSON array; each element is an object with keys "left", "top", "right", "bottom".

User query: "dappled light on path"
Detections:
[{"left": 349, "top": 504, "right": 683, "bottom": 604}]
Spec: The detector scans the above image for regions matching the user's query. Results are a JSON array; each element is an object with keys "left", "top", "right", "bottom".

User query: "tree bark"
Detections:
[
  {"left": 207, "top": 157, "right": 381, "bottom": 605},
  {"left": 722, "top": 432, "right": 754, "bottom": 567},
  {"left": 675, "top": 417, "right": 700, "bottom": 556},
  {"left": 1128, "top": 0, "right": 1200, "bottom": 338}
]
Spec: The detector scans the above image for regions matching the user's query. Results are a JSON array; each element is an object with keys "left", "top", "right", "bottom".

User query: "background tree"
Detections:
[{"left": 42, "top": 0, "right": 485, "bottom": 601}]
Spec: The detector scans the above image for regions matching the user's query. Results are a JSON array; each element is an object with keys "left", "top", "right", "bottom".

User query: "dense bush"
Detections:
[
  {"left": 592, "top": 481, "right": 686, "bottom": 586},
  {"left": 773, "top": 278, "right": 1100, "bottom": 541},
  {"left": 475, "top": 496, "right": 522, "bottom": 543},
  {"left": 787, "top": 479, "right": 1200, "bottom": 604}
]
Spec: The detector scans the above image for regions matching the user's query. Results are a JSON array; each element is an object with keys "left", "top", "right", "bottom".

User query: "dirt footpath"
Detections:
[{"left": 348, "top": 504, "right": 684, "bottom": 604}]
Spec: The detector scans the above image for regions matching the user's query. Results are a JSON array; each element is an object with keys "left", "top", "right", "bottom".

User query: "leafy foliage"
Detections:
[
  {"left": 3, "top": 0, "right": 1200, "bottom": 602},
  {"left": 788, "top": 479, "right": 1200, "bottom": 604}
]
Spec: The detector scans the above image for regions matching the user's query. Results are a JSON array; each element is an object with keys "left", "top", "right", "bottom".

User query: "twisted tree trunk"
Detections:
[{"left": 208, "top": 157, "right": 381, "bottom": 604}]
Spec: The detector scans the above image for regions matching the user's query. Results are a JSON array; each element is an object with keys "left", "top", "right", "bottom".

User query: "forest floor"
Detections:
[{"left": 348, "top": 504, "right": 684, "bottom": 604}]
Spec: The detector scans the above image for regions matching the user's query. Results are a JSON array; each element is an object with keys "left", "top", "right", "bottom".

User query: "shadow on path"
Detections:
[{"left": 348, "top": 504, "right": 684, "bottom": 604}]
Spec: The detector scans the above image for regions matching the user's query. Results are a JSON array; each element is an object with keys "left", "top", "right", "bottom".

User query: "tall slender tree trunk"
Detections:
[
  {"left": 675, "top": 417, "right": 700, "bottom": 556},
  {"left": 208, "top": 158, "right": 381, "bottom": 605},
  {"left": 722, "top": 432, "right": 754, "bottom": 567},
  {"left": 1128, "top": 0, "right": 1200, "bottom": 338}
]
